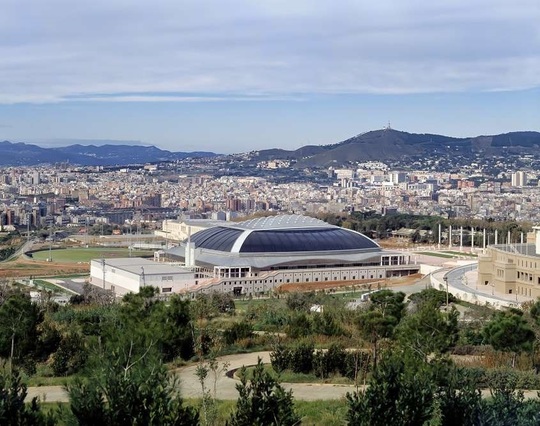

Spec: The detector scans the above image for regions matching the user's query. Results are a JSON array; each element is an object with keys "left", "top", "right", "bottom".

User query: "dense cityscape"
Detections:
[
  {"left": 2, "top": 148, "right": 540, "bottom": 233},
  {"left": 1, "top": 0, "right": 539, "bottom": 424}
]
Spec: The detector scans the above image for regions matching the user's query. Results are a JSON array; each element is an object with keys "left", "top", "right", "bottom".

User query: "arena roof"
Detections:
[{"left": 184, "top": 214, "right": 380, "bottom": 254}]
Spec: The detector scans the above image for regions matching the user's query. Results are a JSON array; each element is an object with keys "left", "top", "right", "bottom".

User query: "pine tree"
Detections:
[{"left": 228, "top": 358, "right": 300, "bottom": 426}]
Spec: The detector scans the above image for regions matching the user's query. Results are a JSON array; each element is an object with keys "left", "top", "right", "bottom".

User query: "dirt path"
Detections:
[
  {"left": 26, "top": 351, "right": 355, "bottom": 403},
  {"left": 25, "top": 350, "right": 540, "bottom": 404}
]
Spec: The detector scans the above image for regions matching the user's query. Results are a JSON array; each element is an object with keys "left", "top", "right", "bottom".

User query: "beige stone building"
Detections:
[{"left": 478, "top": 227, "right": 540, "bottom": 299}]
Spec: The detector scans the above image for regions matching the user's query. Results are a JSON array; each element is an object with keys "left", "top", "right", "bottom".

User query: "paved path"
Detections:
[
  {"left": 27, "top": 385, "right": 69, "bottom": 403},
  {"left": 26, "top": 351, "right": 356, "bottom": 403},
  {"left": 177, "top": 351, "right": 354, "bottom": 401}
]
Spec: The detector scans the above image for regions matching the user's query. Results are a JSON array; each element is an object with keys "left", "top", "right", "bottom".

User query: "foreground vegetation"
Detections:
[{"left": 3, "top": 279, "right": 540, "bottom": 424}]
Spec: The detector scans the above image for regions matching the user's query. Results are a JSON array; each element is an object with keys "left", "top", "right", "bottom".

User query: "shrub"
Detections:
[
  {"left": 312, "top": 350, "right": 329, "bottom": 379},
  {"left": 312, "top": 312, "right": 345, "bottom": 336},
  {"left": 287, "top": 313, "right": 312, "bottom": 338},
  {"left": 223, "top": 322, "right": 254, "bottom": 345},
  {"left": 271, "top": 344, "right": 292, "bottom": 374},
  {"left": 326, "top": 344, "right": 347, "bottom": 373},
  {"left": 290, "top": 342, "right": 314, "bottom": 374},
  {"left": 52, "top": 333, "right": 87, "bottom": 376},
  {"left": 340, "top": 351, "right": 371, "bottom": 381}
]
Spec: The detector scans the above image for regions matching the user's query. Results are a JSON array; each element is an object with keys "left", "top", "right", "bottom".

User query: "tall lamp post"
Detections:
[
  {"left": 101, "top": 258, "right": 106, "bottom": 289},
  {"left": 443, "top": 275, "right": 449, "bottom": 308}
]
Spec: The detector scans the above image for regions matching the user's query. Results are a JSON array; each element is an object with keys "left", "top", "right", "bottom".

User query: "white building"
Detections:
[
  {"left": 511, "top": 171, "right": 527, "bottom": 187},
  {"left": 166, "top": 214, "right": 419, "bottom": 296},
  {"left": 89, "top": 258, "right": 196, "bottom": 296}
]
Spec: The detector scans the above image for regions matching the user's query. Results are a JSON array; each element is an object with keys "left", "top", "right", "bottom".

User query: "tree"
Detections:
[
  {"left": 408, "top": 288, "right": 456, "bottom": 308},
  {"left": 157, "top": 296, "right": 194, "bottom": 361},
  {"left": 431, "top": 360, "right": 483, "bottom": 426},
  {"left": 0, "top": 368, "right": 55, "bottom": 425},
  {"left": 483, "top": 310, "right": 535, "bottom": 367},
  {"left": 285, "top": 291, "right": 319, "bottom": 312},
  {"left": 51, "top": 332, "right": 87, "bottom": 376},
  {"left": 0, "top": 293, "right": 41, "bottom": 371},
  {"left": 64, "top": 338, "right": 198, "bottom": 426},
  {"left": 228, "top": 358, "right": 300, "bottom": 426},
  {"left": 357, "top": 290, "right": 405, "bottom": 369},
  {"left": 357, "top": 310, "right": 395, "bottom": 370},
  {"left": 480, "top": 373, "right": 540, "bottom": 426},
  {"left": 397, "top": 303, "right": 459, "bottom": 360},
  {"left": 346, "top": 349, "right": 435, "bottom": 426},
  {"left": 368, "top": 290, "right": 405, "bottom": 321}
]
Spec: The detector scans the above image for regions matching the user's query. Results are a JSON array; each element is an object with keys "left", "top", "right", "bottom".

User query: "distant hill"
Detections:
[
  {"left": 251, "top": 129, "right": 540, "bottom": 166},
  {"left": 0, "top": 141, "right": 218, "bottom": 166}
]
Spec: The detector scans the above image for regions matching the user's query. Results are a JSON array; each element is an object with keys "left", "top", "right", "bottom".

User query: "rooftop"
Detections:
[
  {"left": 232, "top": 215, "right": 327, "bottom": 230},
  {"left": 490, "top": 243, "right": 539, "bottom": 258},
  {"left": 94, "top": 257, "right": 193, "bottom": 275}
]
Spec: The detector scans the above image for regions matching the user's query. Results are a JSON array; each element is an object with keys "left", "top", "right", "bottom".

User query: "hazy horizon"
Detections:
[{"left": 1, "top": 1, "right": 538, "bottom": 153}]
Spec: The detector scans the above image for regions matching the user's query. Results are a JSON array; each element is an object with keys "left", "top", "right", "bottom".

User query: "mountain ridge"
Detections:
[
  {"left": 251, "top": 129, "right": 540, "bottom": 166},
  {"left": 0, "top": 140, "right": 218, "bottom": 166},
  {"left": 1, "top": 129, "right": 539, "bottom": 167}
]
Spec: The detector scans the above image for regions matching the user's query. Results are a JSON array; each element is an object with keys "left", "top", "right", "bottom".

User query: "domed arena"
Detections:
[{"left": 165, "top": 215, "right": 419, "bottom": 295}]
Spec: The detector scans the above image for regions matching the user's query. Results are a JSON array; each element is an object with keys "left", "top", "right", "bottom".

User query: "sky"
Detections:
[{"left": 0, "top": 0, "right": 539, "bottom": 153}]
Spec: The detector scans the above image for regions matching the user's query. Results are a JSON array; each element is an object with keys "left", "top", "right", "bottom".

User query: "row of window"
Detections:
[
  {"left": 216, "top": 273, "right": 381, "bottom": 287},
  {"left": 517, "top": 271, "right": 540, "bottom": 285},
  {"left": 518, "top": 259, "right": 538, "bottom": 269}
]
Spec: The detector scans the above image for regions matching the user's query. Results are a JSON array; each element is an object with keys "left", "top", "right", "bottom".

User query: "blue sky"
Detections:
[{"left": 1, "top": 0, "right": 539, "bottom": 153}]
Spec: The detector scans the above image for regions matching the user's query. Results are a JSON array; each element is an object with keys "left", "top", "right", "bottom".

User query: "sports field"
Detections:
[{"left": 31, "top": 248, "right": 154, "bottom": 263}]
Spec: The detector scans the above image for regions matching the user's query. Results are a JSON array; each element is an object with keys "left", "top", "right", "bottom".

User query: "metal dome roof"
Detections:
[{"left": 187, "top": 215, "right": 380, "bottom": 254}]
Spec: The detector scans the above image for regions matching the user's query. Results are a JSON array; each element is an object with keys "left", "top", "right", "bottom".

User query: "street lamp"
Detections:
[
  {"left": 101, "top": 258, "right": 106, "bottom": 289},
  {"left": 443, "top": 275, "right": 449, "bottom": 308}
]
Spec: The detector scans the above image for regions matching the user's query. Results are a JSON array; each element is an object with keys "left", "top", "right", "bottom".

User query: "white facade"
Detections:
[
  {"left": 511, "top": 171, "right": 527, "bottom": 187},
  {"left": 90, "top": 258, "right": 196, "bottom": 296},
  {"left": 190, "top": 261, "right": 417, "bottom": 296}
]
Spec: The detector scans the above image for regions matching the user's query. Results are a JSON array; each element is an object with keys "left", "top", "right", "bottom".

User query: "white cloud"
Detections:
[{"left": 0, "top": 0, "right": 538, "bottom": 103}]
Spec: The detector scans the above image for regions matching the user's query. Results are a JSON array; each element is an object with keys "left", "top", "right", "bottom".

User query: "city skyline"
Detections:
[{"left": 1, "top": 0, "right": 539, "bottom": 153}]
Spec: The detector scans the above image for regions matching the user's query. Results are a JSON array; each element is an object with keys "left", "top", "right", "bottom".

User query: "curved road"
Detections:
[
  {"left": 27, "top": 351, "right": 356, "bottom": 403},
  {"left": 27, "top": 349, "right": 540, "bottom": 404}
]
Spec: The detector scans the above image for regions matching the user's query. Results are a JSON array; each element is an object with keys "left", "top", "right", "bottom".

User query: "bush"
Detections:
[
  {"left": 340, "top": 351, "right": 371, "bottom": 381},
  {"left": 223, "top": 322, "right": 253, "bottom": 345},
  {"left": 312, "top": 312, "right": 345, "bottom": 337},
  {"left": 286, "top": 292, "right": 320, "bottom": 312},
  {"left": 312, "top": 350, "right": 329, "bottom": 379},
  {"left": 271, "top": 344, "right": 292, "bottom": 373},
  {"left": 312, "top": 344, "right": 347, "bottom": 379},
  {"left": 290, "top": 342, "right": 314, "bottom": 374},
  {"left": 52, "top": 333, "right": 87, "bottom": 376},
  {"left": 326, "top": 344, "right": 347, "bottom": 372},
  {"left": 287, "top": 313, "right": 312, "bottom": 338},
  {"left": 409, "top": 288, "right": 457, "bottom": 308},
  {"left": 462, "top": 367, "right": 540, "bottom": 390}
]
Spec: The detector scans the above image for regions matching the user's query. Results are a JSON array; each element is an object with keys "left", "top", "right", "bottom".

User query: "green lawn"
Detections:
[
  {"left": 242, "top": 364, "right": 355, "bottom": 385},
  {"left": 234, "top": 298, "right": 271, "bottom": 313},
  {"left": 31, "top": 248, "right": 155, "bottom": 263},
  {"left": 417, "top": 251, "right": 455, "bottom": 258},
  {"left": 32, "top": 279, "right": 71, "bottom": 294},
  {"left": 441, "top": 250, "right": 477, "bottom": 257},
  {"left": 42, "top": 399, "right": 348, "bottom": 425}
]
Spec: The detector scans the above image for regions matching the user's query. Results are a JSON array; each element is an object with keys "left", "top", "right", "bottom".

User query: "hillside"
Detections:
[{"left": 253, "top": 129, "right": 540, "bottom": 167}]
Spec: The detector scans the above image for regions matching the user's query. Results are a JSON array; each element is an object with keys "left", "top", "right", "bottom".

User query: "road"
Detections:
[
  {"left": 26, "top": 348, "right": 540, "bottom": 404},
  {"left": 27, "top": 351, "right": 356, "bottom": 403}
]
